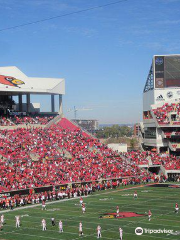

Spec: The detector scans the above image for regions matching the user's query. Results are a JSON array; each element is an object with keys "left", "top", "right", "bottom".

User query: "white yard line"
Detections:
[
  {"left": 0, "top": 185, "right": 151, "bottom": 214},
  {"left": 0, "top": 231, "right": 64, "bottom": 240},
  {"left": 0, "top": 185, "right": 179, "bottom": 240}
]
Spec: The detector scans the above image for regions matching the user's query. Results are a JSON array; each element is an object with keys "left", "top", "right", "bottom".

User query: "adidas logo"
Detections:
[{"left": 156, "top": 95, "right": 164, "bottom": 101}]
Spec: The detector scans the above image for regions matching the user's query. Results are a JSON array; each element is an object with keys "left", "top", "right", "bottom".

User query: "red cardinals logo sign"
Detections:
[
  {"left": 99, "top": 212, "right": 146, "bottom": 219},
  {"left": 0, "top": 75, "right": 24, "bottom": 87}
]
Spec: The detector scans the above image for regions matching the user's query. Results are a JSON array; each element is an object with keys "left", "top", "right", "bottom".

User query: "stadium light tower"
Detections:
[{"left": 67, "top": 106, "right": 92, "bottom": 119}]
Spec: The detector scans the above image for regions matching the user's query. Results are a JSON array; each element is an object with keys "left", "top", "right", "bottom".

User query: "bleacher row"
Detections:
[
  {"left": 124, "top": 151, "right": 180, "bottom": 170},
  {"left": 0, "top": 116, "right": 54, "bottom": 126},
  {"left": 0, "top": 118, "right": 151, "bottom": 192},
  {"left": 164, "top": 132, "right": 180, "bottom": 138},
  {"left": 151, "top": 103, "right": 180, "bottom": 152},
  {"left": 152, "top": 102, "right": 180, "bottom": 125}
]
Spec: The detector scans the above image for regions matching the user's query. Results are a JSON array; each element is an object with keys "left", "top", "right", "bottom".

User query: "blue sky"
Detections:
[{"left": 0, "top": 0, "right": 180, "bottom": 124}]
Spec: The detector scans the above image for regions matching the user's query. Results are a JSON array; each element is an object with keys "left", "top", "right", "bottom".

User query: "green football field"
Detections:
[{"left": 0, "top": 184, "right": 180, "bottom": 240}]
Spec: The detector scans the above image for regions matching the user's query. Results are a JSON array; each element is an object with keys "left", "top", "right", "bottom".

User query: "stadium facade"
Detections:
[
  {"left": 72, "top": 119, "right": 99, "bottom": 133},
  {"left": 0, "top": 66, "right": 65, "bottom": 116},
  {"left": 141, "top": 54, "right": 180, "bottom": 154}
]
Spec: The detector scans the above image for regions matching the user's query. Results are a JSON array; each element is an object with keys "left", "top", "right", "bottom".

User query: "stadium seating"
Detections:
[
  {"left": 152, "top": 102, "right": 180, "bottom": 125},
  {"left": 0, "top": 116, "right": 54, "bottom": 126},
  {"left": 0, "top": 117, "right": 14, "bottom": 126},
  {"left": 0, "top": 118, "right": 151, "bottom": 191},
  {"left": 124, "top": 150, "right": 180, "bottom": 170},
  {"left": 12, "top": 115, "right": 54, "bottom": 125},
  {"left": 1, "top": 116, "right": 180, "bottom": 193}
]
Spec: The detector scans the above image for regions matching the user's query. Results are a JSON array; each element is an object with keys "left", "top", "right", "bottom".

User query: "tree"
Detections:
[
  {"left": 130, "top": 138, "right": 136, "bottom": 149},
  {"left": 96, "top": 125, "right": 133, "bottom": 139}
]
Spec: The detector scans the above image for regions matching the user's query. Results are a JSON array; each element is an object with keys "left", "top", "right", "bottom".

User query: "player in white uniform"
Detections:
[
  {"left": 119, "top": 227, "right": 123, "bottom": 240},
  {"left": 42, "top": 219, "right": 47, "bottom": 231},
  {"left": 1, "top": 215, "right": 4, "bottom": 225},
  {"left": 97, "top": 225, "right": 102, "bottom": 238},
  {"left": 148, "top": 210, "right": 152, "bottom": 221},
  {"left": 15, "top": 216, "right": 20, "bottom": 228},
  {"left": 79, "top": 222, "right": 83, "bottom": 236},
  {"left": 80, "top": 197, "right": 83, "bottom": 206},
  {"left": 59, "top": 220, "right": 63, "bottom": 233},
  {"left": 116, "top": 206, "right": 120, "bottom": 217}
]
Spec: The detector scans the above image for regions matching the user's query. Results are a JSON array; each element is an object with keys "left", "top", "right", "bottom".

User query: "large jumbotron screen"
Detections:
[{"left": 155, "top": 55, "right": 180, "bottom": 88}]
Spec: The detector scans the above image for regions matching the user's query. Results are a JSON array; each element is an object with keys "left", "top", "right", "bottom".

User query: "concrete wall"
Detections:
[{"left": 108, "top": 143, "right": 127, "bottom": 153}]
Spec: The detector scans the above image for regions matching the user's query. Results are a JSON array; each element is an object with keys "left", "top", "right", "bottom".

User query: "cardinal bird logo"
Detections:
[
  {"left": 99, "top": 212, "right": 146, "bottom": 219},
  {"left": 0, "top": 75, "right": 24, "bottom": 87}
]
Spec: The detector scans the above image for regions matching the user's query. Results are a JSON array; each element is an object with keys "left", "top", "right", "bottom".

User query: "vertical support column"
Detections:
[
  {"left": 18, "top": 94, "right": 23, "bottom": 112},
  {"left": 156, "top": 146, "right": 160, "bottom": 154},
  {"left": 51, "top": 94, "right": 55, "bottom": 113},
  {"left": 27, "top": 93, "right": 30, "bottom": 113},
  {"left": 59, "top": 94, "right": 63, "bottom": 115}
]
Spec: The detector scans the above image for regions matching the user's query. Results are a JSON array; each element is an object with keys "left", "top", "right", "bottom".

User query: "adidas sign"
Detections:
[{"left": 156, "top": 95, "right": 164, "bottom": 101}]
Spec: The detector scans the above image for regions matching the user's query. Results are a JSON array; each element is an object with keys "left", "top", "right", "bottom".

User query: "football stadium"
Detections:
[{"left": 0, "top": 56, "right": 180, "bottom": 240}]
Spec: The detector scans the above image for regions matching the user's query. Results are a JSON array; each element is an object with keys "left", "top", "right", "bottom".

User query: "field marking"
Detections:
[
  {"left": 14, "top": 193, "right": 179, "bottom": 222},
  {"left": 16, "top": 208, "right": 177, "bottom": 226},
  {"left": 4, "top": 187, "right": 179, "bottom": 229},
  {"left": 5, "top": 186, "right": 177, "bottom": 218},
  {"left": 72, "top": 213, "right": 180, "bottom": 240},
  {"left": 3, "top": 223, "right": 177, "bottom": 240},
  {"left": 0, "top": 224, "right": 120, "bottom": 240},
  {"left": 3, "top": 208, "right": 180, "bottom": 232},
  {"left": 0, "top": 184, "right": 153, "bottom": 214},
  {"left": 19, "top": 203, "right": 178, "bottom": 216},
  {"left": 1, "top": 185, "right": 180, "bottom": 240},
  {"left": 2, "top": 199, "right": 179, "bottom": 240},
  {"left": 0, "top": 224, "right": 79, "bottom": 236},
  {"left": 0, "top": 184, "right": 177, "bottom": 215},
  {"left": 0, "top": 231, "right": 65, "bottom": 240}
]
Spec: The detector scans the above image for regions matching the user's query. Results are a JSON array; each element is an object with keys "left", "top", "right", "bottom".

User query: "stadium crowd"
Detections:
[
  {"left": 0, "top": 116, "right": 180, "bottom": 212},
  {"left": 123, "top": 150, "right": 180, "bottom": 170},
  {"left": 0, "top": 116, "right": 54, "bottom": 126},
  {"left": 152, "top": 102, "right": 180, "bottom": 125},
  {"left": 0, "top": 179, "right": 148, "bottom": 210},
  {"left": 12, "top": 116, "right": 54, "bottom": 125},
  {"left": 0, "top": 118, "right": 152, "bottom": 192},
  {"left": 0, "top": 117, "right": 14, "bottom": 126}
]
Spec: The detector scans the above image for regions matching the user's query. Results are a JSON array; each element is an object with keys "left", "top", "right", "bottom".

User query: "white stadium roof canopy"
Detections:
[{"left": 0, "top": 66, "right": 65, "bottom": 95}]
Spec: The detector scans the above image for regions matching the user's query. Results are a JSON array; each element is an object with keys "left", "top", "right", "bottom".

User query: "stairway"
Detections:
[{"left": 45, "top": 115, "right": 62, "bottom": 128}]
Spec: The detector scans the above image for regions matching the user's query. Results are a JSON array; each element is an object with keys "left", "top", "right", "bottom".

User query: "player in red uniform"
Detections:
[
  {"left": 42, "top": 200, "right": 46, "bottom": 210},
  {"left": 148, "top": 210, "right": 152, "bottom": 221},
  {"left": 82, "top": 203, "right": 86, "bottom": 214},
  {"left": 134, "top": 191, "right": 138, "bottom": 198},
  {"left": 175, "top": 203, "right": 179, "bottom": 214}
]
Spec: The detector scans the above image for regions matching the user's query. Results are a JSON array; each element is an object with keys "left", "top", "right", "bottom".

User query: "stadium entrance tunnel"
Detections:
[{"left": 148, "top": 166, "right": 161, "bottom": 175}]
